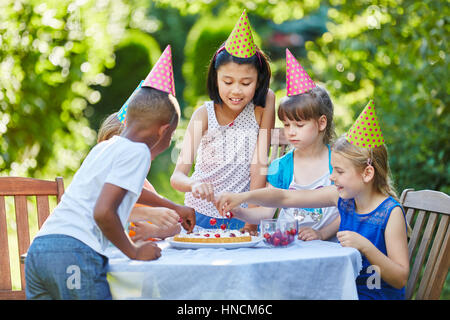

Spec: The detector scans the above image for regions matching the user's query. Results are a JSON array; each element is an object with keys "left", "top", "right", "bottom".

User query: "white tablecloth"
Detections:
[{"left": 105, "top": 239, "right": 362, "bottom": 300}]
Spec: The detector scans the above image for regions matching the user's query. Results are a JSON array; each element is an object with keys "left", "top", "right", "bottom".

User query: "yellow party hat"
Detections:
[
  {"left": 346, "top": 100, "right": 385, "bottom": 148},
  {"left": 224, "top": 10, "right": 256, "bottom": 58}
]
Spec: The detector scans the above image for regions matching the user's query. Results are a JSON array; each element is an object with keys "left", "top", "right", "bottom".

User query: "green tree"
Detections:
[
  {"left": 0, "top": 0, "right": 158, "bottom": 179},
  {"left": 303, "top": 1, "right": 449, "bottom": 194},
  {"left": 0, "top": 0, "right": 127, "bottom": 178},
  {"left": 88, "top": 30, "right": 161, "bottom": 132}
]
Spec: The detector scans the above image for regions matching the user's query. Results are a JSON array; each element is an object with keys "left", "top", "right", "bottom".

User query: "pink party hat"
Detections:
[
  {"left": 142, "top": 45, "right": 175, "bottom": 96},
  {"left": 286, "top": 49, "right": 316, "bottom": 96},
  {"left": 224, "top": 10, "right": 256, "bottom": 58},
  {"left": 346, "top": 100, "right": 385, "bottom": 148}
]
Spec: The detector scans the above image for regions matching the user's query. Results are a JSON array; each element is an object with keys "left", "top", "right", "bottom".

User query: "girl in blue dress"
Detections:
[{"left": 216, "top": 101, "right": 409, "bottom": 300}]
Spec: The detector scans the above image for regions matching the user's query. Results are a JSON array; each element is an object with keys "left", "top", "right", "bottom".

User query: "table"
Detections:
[{"left": 105, "top": 239, "right": 362, "bottom": 300}]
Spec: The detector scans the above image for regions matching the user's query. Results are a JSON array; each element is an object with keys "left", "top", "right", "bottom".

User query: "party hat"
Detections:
[
  {"left": 286, "top": 49, "right": 316, "bottom": 96},
  {"left": 142, "top": 45, "right": 175, "bottom": 96},
  {"left": 346, "top": 100, "right": 385, "bottom": 148},
  {"left": 116, "top": 80, "right": 143, "bottom": 124},
  {"left": 224, "top": 10, "right": 256, "bottom": 58}
]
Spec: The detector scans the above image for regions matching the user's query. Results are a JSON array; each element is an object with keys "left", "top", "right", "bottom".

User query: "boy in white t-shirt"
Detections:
[{"left": 25, "top": 86, "right": 180, "bottom": 299}]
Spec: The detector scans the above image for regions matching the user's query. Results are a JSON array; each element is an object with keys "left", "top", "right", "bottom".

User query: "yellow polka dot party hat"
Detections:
[
  {"left": 346, "top": 100, "right": 385, "bottom": 148},
  {"left": 224, "top": 10, "right": 256, "bottom": 58}
]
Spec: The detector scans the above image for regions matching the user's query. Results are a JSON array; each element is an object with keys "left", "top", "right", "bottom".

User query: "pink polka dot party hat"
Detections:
[
  {"left": 117, "top": 45, "right": 175, "bottom": 124},
  {"left": 224, "top": 9, "right": 256, "bottom": 58},
  {"left": 346, "top": 100, "right": 385, "bottom": 148},
  {"left": 286, "top": 48, "right": 316, "bottom": 96},
  {"left": 142, "top": 44, "right": 175, "bottom": 96}
]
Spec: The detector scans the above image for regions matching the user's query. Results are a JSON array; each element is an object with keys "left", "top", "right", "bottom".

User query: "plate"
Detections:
[{"left": 167, "top": 236, "right": 264, "bottom": 250}]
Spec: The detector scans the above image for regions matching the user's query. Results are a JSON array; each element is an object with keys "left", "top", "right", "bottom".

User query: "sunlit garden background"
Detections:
[{"left": 1, "top": 0, "right": 448, "bottom": 297}]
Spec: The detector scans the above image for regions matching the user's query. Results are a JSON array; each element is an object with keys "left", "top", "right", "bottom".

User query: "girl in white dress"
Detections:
[{"left": 170, "top": 11, "right": 275, "bottom": 230}]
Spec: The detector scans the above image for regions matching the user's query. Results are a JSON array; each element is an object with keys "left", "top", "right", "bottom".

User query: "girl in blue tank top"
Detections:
[{"left": 217, "top": 104, "right": 410, "bottom": 300}]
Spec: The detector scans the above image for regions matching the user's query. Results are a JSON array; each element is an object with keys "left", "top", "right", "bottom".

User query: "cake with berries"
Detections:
[{"left": 173, "top": 229, "right": 252, "bottom": 243}]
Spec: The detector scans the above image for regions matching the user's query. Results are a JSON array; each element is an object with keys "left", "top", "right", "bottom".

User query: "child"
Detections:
[
  {"left": 97, "top": 112, "right": 182, "bottom": 240},
  {"left": 170, "top": 10, "right": 275, "bottom": 230},
  {"left": 228, "top": 49, "right": 340, "bottom": 241},
  {"left": 25, "top": 47, "right": 181, "bottom": 300},
  {"left": 217, "top": 101, "right": 410, "bottom": 300}
]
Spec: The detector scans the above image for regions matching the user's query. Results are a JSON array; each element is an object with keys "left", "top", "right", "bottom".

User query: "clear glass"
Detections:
[{"left": 260, "top": 218, "right": 296, "bottom": 247}]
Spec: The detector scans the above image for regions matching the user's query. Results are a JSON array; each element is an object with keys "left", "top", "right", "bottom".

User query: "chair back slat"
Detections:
[
  {"left": 56, "top": 177, "right": 65, "bottom": 203},
  {"left": 407, "top": 210, "right": 426, "bottom": 260},
  {"left": 14, "top": 196, "right": 31, "bottom": 291},
  {"left": 424, "top": 227, "right": 450, "bottom": 299},
  {"left": 36, "top": 196, "right": 51, "bottom": 228},
  {"left": 0, "top": 196, "right": 12, "bottom": 290},
  {"left": 417, "top": 215, "right": 449, "bottom": 299},
  {"left": 401, "top": 188, "right": 450, "bottom": 300},
  {"left": 0, "top": 176, "right": 64, "bottom": 299},
  {"left": 406, "top": 212, "right": 438, "bottom": 299}
]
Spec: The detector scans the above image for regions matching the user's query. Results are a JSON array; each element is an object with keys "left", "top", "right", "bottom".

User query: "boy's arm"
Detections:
[
  {"left": 217, "top": 185, "right": 339, "bottom": 215},
  {"left": 94, "top": 183, "right": 161, "bottom": 260},
  {"left": 137, "top": 188, "right": 195, "bottom": 232}
]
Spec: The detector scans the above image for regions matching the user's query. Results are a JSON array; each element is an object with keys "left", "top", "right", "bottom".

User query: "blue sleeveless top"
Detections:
[{"left": 338, "top": 196, "right": 406, "bottom": 300}]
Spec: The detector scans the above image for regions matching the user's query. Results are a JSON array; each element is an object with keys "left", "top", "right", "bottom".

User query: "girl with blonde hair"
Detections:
[{"left": 216, "top": 101, "right": 409, "bottom": 300}]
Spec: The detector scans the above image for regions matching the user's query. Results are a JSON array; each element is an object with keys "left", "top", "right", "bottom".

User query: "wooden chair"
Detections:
[
  {"left": 0, "top": 177, "right": 64, "bottom": 300},
  {"left": 401, "top": 188, "right": 450, "bottom": 300},
  {"left": 269, "top": 127, "right": 291, "bottom": 162}
]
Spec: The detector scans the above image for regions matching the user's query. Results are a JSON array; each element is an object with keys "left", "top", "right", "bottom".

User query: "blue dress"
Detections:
[{"left": 338, "top": 196, "right": 406, "bottom": 300}]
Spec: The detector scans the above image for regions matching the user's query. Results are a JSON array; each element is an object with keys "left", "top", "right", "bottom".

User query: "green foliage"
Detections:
[
  {"left": 303, "top": 0, "right": 449, "bottom": 194},
  {"left": 182, "top": 14, "right": 234, "bottom": 107},
  {"left": 88, "top": 30, "right": 161, "bottom": 132},
  {"left": 0, "top": 0, "right": 130, "bottom": 178}
]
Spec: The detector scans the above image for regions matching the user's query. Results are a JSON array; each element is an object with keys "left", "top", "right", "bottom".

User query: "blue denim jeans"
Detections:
[
  {"left": 25, "top": 234, "right": 112, "bottom": 300},
  {"left": 194, "top": 211, "right": 246, "bottom": 230}
]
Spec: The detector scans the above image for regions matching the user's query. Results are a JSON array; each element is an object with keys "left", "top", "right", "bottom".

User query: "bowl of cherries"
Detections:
[{"left": 260, "top": 218, "right": 297, "bottom": 247}]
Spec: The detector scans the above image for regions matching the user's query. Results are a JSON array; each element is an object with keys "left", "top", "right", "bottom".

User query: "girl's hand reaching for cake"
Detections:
[{"left": 216, "top": 192, "right": 246, "bottom": 215}]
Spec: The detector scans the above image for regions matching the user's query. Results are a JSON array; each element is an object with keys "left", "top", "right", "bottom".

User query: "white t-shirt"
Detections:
[{"left": 36, "top": 136, "right": 151, "bottom": 255}]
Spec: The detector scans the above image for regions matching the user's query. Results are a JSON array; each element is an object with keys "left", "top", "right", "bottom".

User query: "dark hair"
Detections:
[
  {"left": 126, "top": 87, "right": 180, "bottom": 129},
  {"left": 278, "top": 86, "right": 335, "bottom": 145},
  {"left": 206, "top": 46, "right": 271, "bottom": 107}
]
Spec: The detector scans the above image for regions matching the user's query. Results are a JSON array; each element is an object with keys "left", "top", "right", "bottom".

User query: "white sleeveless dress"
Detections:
[{"left": 184, "top": 101, "right": 259, "bottom": 218}]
